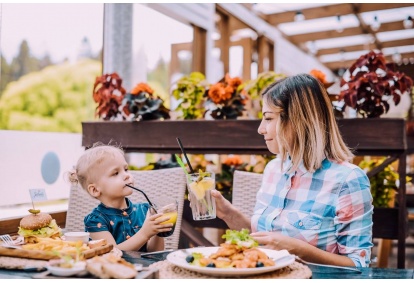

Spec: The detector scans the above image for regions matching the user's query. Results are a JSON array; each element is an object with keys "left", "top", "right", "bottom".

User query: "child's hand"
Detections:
[{"left": 140, "top": 211, "right": 173, "bottom": 239}]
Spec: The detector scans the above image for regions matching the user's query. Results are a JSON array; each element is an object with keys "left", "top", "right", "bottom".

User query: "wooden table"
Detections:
[{"left": 0, "top": 250, "right": 412, "bottom": 279}]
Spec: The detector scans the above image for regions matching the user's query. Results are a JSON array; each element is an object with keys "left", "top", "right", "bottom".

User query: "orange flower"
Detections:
[
  {"left": 208, "top": 83, "right": 233, "bottom": 104},
  {"left": 131, "top": 83, "right": 154, "bottom": 95},
  {"left": 225, "top": 74, "right": 242, "bottom": 89},
  {"left": 310, "top": 69, "right": 328, "bottom": 84},
  {"left": 223, "top": 155, "right": 243, "bottom": 166}
]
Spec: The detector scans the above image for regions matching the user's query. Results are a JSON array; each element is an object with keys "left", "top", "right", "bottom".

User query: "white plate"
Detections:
[
  {"left": 47, "top": 261, "right": 86, "bottom": 277},
  {"left": 166, "top": 247, "right": 295, "bottom": 277}
]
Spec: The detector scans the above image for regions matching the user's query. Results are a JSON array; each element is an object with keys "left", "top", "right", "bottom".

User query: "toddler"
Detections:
[{"left": 68, "top": 143, "right": 172, "bottom": 252}]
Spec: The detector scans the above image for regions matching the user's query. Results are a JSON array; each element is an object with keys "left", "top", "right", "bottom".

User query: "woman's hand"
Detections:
[
  {"left": 251, "top": 231, "right": 356, "bottom": 267},
  {"left": 210, "top": 189, "right": 234, "bottom": 220},
  {"left": 140, "top": 212, "right": 173, "bottom": 239},
  {"left": 250, "top": 231, "right": 299, "bottom": 253},
  {"left": 211, "top": 189, "right": 251, "bottom": 231}
]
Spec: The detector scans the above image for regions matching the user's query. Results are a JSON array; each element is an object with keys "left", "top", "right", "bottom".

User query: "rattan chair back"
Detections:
[{"left": 232, "top": 170, "right": 263, "bottom": 219}]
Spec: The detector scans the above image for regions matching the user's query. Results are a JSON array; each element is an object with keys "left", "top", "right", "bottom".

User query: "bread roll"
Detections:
[
  {"left": 103, "top": 263, "right": 137, "bottom": 279},
  {"left": 88, "top": 239, "right": 107, "bottom": 249}
]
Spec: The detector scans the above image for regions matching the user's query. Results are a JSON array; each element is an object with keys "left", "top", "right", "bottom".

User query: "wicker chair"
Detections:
[
  {"left": 65, "top": 167, "right": 187, "bottom": 250},
  {"left": 232, "top": 170, "right": 263, "bottom": 219}
]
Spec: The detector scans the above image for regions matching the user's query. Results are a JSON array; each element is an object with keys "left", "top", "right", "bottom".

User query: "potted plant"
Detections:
[
  {"left": 92, "top": 73, "right": 126, "bottom": 120},
  {"left": 122, "top": 82, "right": 170, "bottom": 121},
  {"left": 358, "top": 158, "right": 411, "bottom": 208},
  {"left": 242, "top": 71, "right": 286, "bottom": 118},
  {"left": 336, "top": 50, "right": 413, "bottom": 118},
  {"left": 205, "top": 74, "right": 247, "bottom": 120},
  {"left": 171, "top": 72, "right": 209, "bottom": 120}
]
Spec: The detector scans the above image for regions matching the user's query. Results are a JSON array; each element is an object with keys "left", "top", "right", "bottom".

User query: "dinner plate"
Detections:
[
  {"left": 166, "top": 247, "right": 295, "bottom": 277},
  {"left": 47, "top": 261, "right": 86, "bottom": 277}
]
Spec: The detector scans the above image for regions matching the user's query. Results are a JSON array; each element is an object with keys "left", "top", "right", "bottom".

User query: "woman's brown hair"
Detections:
[{"left": 262, "top": 73, "right": 353, "bottom": 173}]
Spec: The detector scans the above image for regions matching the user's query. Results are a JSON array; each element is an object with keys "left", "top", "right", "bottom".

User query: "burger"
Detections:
[{"left": 18, "top": 212, "right": 62, "bottom": 243}]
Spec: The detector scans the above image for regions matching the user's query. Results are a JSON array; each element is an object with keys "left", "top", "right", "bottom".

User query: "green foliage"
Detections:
[
  {"left": 136, "top": 156, "right": 179, "bottom": 171},
  {"left": 123, "top": 92, "right": 170, "bottom": 121},
  {"left": 172, "top": 72, "right": 208, "bottom": 119},
  {"left": 0, "top": 59, "right": 100, "bottom": 132},
  {"left": 359, "top": 158, "right": 400, "bottom": 208},
  {"left": 242, "top": 71, "right": 286, "bottom": 100},
  {"left": 147, "top": 80, "right": 170, "bottom": 109}
]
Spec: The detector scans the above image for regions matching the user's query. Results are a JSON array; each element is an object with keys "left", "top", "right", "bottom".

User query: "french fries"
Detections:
[{"left": 21, "top": 237, "right": 90, "bottom": 258}]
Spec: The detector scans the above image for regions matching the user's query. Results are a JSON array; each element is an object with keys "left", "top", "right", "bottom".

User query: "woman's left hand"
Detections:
[{"left": 250, "top": 231, "right": 299, "bottom": 252}]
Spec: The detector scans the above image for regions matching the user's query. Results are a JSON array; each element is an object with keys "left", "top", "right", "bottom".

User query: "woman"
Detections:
[{"left": 211, "top": 73, "right": 373, "bottom": 267}]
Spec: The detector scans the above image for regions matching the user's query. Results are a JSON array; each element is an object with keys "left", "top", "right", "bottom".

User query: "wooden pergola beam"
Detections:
[
  {"left": 382, "top": 39, "right": 414, "bottom": 49},
  {"left": 357, "top": 3, "right": 414, "bottom": 13},
  {"left": 266, "top": 4, "right": 352, "bottom": 25},
  {"left": 289, "top": 20, "right": 409, "bottom": 44},
  {"left": 266, "top": 3, "right": 414, "bottom": 25},
  {"left": 317, "top": 44, "right": 376, "bottom": 56},
  {"left": 323, "top": 51, "right": 414, "bottom": 70},
  {"left": 351, "top": 4, "right": 382, "bottom": 50},
  {"left": 318, "top": 39, "right": 414, "bottom": 56}
]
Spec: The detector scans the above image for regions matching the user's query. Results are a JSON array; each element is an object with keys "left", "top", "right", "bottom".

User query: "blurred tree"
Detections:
[
  {"left": 1, "top": 40, "right": 54, "bottom": 95},
  {"left": 38, "top": 54, "right": 53, "bottom": 69},
  {"left": 9, "top": 40, "right": 40, "bottom": 81},
  {"left": 148, "top": 57, "right": 169, "bottom": 93},
  {"left": 0, "top": 59, "right": 100, "bottom": 132}
]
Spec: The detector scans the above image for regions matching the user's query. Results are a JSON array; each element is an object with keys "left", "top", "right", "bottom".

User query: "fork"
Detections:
[
  {"left": 0, "top": 234, "right": 15, "bottom": 246},
  {"left": 295, "top": 256, "right": 362, "bottom": 273},
  {"left": 0, "top": 234, "right": 21, "bottom": 249}
]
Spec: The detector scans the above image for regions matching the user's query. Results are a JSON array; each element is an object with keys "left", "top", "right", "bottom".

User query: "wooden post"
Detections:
[
  {"left": 170, "top": 42, "right": 192, "bottom": 79},
  {"left": 257, "top": 35, "right": 268, "bottom": 73},
  {"left": 217, "top": 12, "right": 230, "bottom": 75},
  {"left": 241, "top": 37, "right": 252, "bottom": 80},
  {"left": 192, "top": 25, "right": 207, "bottom": 74}
]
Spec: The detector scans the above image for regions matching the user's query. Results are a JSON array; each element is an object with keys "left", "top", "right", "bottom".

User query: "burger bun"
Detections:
[{"left": 20, "top": 213, "right": 52, "bottom": 230}]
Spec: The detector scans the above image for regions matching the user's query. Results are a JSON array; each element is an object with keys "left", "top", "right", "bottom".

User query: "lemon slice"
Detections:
[
  {"left": 189, "top": 182, "right": 205, "bottom": 200},
  {"left": 198, "top": 179, "right": 214, "bottom": 191}
]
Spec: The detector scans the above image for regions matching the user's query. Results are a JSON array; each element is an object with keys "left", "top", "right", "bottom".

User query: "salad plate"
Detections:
[{"left": 166, "top": 247, "right": 295, "bottom": 277}]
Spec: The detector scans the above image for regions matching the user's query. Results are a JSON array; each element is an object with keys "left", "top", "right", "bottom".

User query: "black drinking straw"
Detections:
[
  {"left": 126, "top": 184, "right": 157, "bottom": 213},
  {"left": 176, "top": 137, "right": 195, "bottom": 174}
]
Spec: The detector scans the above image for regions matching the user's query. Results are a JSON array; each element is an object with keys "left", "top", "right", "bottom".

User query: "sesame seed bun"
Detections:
[{"left": 19, "top": 213, "right": 52, "bottom": 230}]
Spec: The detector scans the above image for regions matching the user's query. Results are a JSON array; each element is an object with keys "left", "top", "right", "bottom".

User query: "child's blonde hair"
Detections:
[{"left": 68, "top": 142, "right": 125, "bottom": 190}]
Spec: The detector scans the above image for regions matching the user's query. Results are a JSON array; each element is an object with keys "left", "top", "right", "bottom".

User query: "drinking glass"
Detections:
[
  {"left": 186, "top": 171, "right": 216, "bottom": 220},
  {"left": 152, "top": 197, "right": 178, "bottom": 237}
]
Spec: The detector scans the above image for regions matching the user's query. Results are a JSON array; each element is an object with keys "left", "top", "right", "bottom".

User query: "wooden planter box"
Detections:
[{"left": 82, "top": 118, "right": 406, "bottom": 154}]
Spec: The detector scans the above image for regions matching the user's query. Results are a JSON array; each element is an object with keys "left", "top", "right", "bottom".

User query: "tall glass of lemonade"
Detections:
[{"left": 186, "top": 171, "right": 216, "bottom": 220}]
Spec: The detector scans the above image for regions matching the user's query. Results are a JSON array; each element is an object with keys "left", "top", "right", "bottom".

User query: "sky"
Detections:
[
  {"left": 1, "top": 4, "right": 104, "bottom": 63},
  {"left": 0, "top": 3, "right": 196, "bottom": 70}
]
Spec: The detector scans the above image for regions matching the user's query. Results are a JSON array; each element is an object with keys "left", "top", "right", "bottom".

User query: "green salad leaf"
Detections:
[
  {"left": 191, "top": 252, "right": 204, "bottom": 266},
  {"left": 221, "top": 229, "right": 258, "bottom": 248},
  {"left": 18, "top": 219, "right": 61, "bottom": 237}
]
